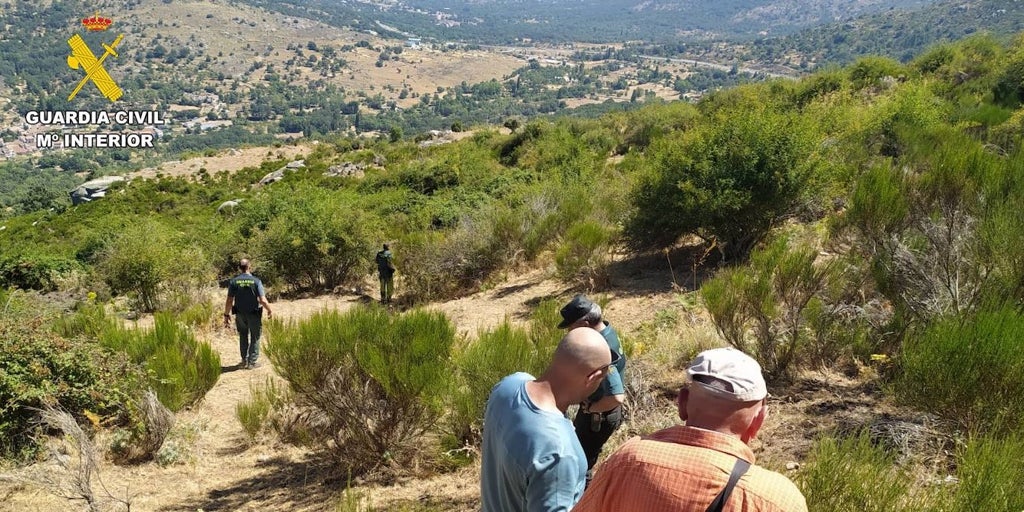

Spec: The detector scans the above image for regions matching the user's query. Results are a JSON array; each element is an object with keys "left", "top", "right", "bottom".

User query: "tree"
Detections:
[{"left": 626, "top": 105, "right": 819, "bottom": 259}]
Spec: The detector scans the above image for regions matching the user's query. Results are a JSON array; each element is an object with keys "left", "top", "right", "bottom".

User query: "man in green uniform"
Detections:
[
  {"left": 224, "top": 259, "right": 273, "bottom": 369},
  {"left": 376, "top": 244, "right": 396, "bottom": 304},
  {"left": 558, "top": 294, "right": 627, "bottom": 488}
]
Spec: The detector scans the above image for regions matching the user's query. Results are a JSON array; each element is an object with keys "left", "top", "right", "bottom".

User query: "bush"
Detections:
[
  {"left": 797, "top": 432, "right": 933, "bottom": 511},
  {"left": 255, "top": 189, "right": 381, "bottom": 291},
  {"left": 265, "top": 306, "right": 455, "bottom": 477},
  {"left": 99, "top": 314, "right": 221, "bottom": 412},
  {"left": 0, "top": 291, "right": 141, "bottom": 460},
  {"left": 625, "top": 106, "right": 818, "bottom": 259},
  {"left": 448, "top": 322, "right": 538, "bottom": 446},
  {"left": 701, "top": 236, "right": 835, "bottom": 380},
  {"left": 235, "top": 378, "right": 288, "bottom": 442},
  {"left": 944, "top": 433, "right": 1024, "bottom": 511},
  {"left": 555, "top": 221, "right": 614, "bottom": 290},
  {"left": 0, "top": 250, "right": 78, "bottom": 291},
  {"left": 898, "top": 307, "right": 1024, "bottom": 434},
  {"left": 97, "top": 221, "right": 213, "bottom": 312}
]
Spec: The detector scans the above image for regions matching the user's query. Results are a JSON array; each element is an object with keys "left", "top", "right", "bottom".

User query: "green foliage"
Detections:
[
  {"left": 97, "top": 220, "right": 213, "bottom": 312},
  {"left": 848, "top": 56, "right": 905, "bottom": 90},
  {"left": 265, "top": 306, "right": 455, "bottom": 476},
  {"left": 943, "top": 433, "right": 1024, "bottom": 512},
  {"left": 701, "top": 236, "right": 835, "bottom": 380},
  {"left": 96, "top": 314, "right": 221, "bottom": 412},
  {"left": 0, "top": 291, "right": 141, "bottom": 460},
  {"left": 448, "top": 322, "right": 536, "bottom": 446},
  {"left": 0, "top": 250, "right": 78, "bottom": 291},
  {"left": 843, "top": 131, "right": 1024, "bottom": 322},
  {"left": 898, "top": 307, "right": 1024, "bottom": 434},
  {"left": 254, "top": 188, "right": 381, "bottom": 290},
  {"left": 626, "top": 105, "right": 819, "bottom": 259},
  {"left": 797, "top": 432, "right": 933, "bottom": 511},
  {"left": 554, "top": 221, "right": 614, "bottom": 290},
  {"left": 236, "top": 379, "right": 288, "bottom": 441},
  {"left": 799, "top": 430, "right": 1024, "bottom": 512}
]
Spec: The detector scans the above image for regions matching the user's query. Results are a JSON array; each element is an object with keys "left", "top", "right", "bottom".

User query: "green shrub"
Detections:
[
  {"left": 797, "top": 432, "right": 934, "bottom": 512},
  {"left": 943, "top": 433, "right": 1024, "bottom": 511},
  {"left": 236, "top": 378, "right": 288, "bottom": 441},
  {"left": 625, "top": 106, "right": 818, "bottom": 259},
  {"left": 528, "top": 298, "right": 565, "bottom": 374},
  {"left": 100, "top": 314, "right": 221, "bottom": 412},
  {"left": 701, "top": 236, "right": 836, "bottom": 380},
  {"left": 255, "top": 188, "right": 381, "bottom": 291},
  {"left": 555, "top": 221, "right": 614, "bottom": 290},
  {"left": 0, "top": 250, "right": 78, "bottom": 291},
  {"left": 97, "top": 220, "right": 213, "bottom": 312},
  {"left": 0, "top": 292, "right": 141, "bottom": 460},
  {"left": 847, "top": 56, "right": 905, "bottom": 90},
  {"left": 898, "top": 307, "right": 1024, "bottom": 433},
  {"left": 448, "top": 322, "right": 537, "bottom": 446},
  {"left": 266, "top": 306, "right": 455, "bottom": 477}
]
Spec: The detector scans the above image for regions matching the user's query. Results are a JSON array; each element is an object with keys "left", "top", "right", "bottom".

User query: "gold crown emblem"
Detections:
[{"left": 82, "top": 12, "right": 112, "bottom": 31}]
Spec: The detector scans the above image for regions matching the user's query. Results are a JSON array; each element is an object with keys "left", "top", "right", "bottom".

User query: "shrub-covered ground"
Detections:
[{"left": 2, "top": 32, "right": 1024, "bottom": 510}]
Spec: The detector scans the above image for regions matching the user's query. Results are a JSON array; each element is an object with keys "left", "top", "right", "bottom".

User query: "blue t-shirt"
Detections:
[
  {"left": 586, "top": 322, "right": 626, "bottom": 403},
  {"left": 227, "top": 273, "right": 265, "bottom": 314},
  {"left": 481, "top": 373, "right": 587, "bottom": 512}
]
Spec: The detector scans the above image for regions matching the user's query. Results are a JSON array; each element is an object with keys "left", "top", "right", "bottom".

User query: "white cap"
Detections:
[{"left": 686, "top": 347, "right": 767, "bottom": 402}]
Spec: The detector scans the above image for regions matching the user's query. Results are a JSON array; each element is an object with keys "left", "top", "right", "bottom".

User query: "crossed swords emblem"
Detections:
[{"left": 66, "top": 33, "right": 124, "bottom": 102}]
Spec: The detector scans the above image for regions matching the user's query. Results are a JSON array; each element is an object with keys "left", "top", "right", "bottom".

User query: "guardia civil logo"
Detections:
[{"left": 67, "top": 13, "right": 124, "bottom": 102}]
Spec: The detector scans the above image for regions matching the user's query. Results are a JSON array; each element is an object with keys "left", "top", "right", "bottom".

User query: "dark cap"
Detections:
[{"left": 558, "top": 294, "right": 596, "bottom": 328}]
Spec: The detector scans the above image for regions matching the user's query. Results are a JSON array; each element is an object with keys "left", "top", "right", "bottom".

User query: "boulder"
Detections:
[
  {"left": 69, "top": 175, "right": 126, "bottom": 205},
  {"left": 258, "top": 168, "right": 286, "bottom": 186},
  {"left": 324, "top": 162, "right": 366, "bottom": 179}
]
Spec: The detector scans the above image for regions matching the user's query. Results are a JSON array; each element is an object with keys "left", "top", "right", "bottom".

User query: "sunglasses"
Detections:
[{"left": 589, "top": 350, "right": 622, "bottom": 376}]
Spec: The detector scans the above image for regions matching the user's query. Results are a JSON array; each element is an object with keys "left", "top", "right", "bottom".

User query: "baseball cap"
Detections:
[
  {"left": 686, "top": 347, "right": 767, "bottom": 402},
  {"left": 558, "top": 295, "right": 597, "bottom": 328}
]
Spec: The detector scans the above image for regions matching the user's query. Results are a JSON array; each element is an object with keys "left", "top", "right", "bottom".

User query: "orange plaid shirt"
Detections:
[{"left": 573, "top": 425, "right": 807, "bottom": 512}]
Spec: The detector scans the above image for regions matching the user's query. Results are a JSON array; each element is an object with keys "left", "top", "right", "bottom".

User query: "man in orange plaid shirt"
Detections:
[{"left": 573, "top": 347, "right": 807, "bottom": 512}]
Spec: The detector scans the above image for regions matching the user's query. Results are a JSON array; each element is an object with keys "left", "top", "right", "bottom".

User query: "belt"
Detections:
[{"left": 587, "top": 405, "right": 623, "bottom": 417}]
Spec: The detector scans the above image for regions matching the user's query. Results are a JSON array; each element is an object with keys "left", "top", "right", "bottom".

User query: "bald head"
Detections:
[
  {"left": 534, "top": 327, "right": 615, "bottom": 410},
  {"left": 554, "top": 327, "right": 611, "bottom": 371},
  {"left": 239, "top": 258, "right": 251, "bottom": 272}
]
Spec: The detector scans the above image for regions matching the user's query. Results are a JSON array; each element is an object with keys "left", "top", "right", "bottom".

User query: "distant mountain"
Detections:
[
  {"left": 746, "top": 0, "right": 1024, "bottom": 67},
  {"left": 237, "top": 0, "right": 937, "bottom": 43}
]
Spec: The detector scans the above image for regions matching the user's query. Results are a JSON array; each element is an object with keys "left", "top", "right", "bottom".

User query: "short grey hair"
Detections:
[{"left": 579, "top": 303, "right": 602, "bottom": 326}]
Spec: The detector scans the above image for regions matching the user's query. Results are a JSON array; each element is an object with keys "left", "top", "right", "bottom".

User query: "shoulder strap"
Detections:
[{"left": 705, "top": 458, "right": 751, "bottom": 512}]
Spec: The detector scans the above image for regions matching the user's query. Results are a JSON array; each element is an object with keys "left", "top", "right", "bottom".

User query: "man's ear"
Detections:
[
  {"left": 677, "top": 387, "right": 689, "bottom": 422},
  {"left": 741, "top": 400, "right": 768, "bottom": 444}
]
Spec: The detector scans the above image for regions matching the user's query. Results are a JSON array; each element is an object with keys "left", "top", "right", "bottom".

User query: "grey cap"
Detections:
[{"left": 687, "top": 347, "right": 767, "bottom": 402}]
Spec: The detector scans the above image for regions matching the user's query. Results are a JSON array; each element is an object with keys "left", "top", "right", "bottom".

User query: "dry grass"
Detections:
[{"left": 0, "top": 406, "right": 135, "bottom": 512}]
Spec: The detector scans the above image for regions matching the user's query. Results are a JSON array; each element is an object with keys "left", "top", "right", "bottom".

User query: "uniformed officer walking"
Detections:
[{"left": 223, "top": 258, "right": 273, "bottom": 369}]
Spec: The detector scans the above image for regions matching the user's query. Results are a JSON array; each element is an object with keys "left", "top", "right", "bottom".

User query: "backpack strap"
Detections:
[{"left": 705, "top": 458, "right": 751, "bottom": 512}]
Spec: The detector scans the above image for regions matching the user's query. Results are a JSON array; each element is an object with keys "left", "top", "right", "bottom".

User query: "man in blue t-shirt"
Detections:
[
  {"left": 557, "top": 295, "right": 627, "bottom": 487},
  {"left": 481, "top": 327, "right": 618, "bottom": 512},
  {"left": 223, "top": 258, "right": 273, "bottom": 369}
]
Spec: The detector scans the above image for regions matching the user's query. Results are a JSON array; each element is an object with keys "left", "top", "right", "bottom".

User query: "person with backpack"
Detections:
[
  {"left": 375, "top": 244, "right": 396, "bottom": 304},
  {"left": 223, "top": 258, "right": 273, "bottom": 369}
]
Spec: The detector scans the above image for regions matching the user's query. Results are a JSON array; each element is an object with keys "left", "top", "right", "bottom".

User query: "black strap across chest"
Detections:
[{"left": 705, "top": 458, "right": 751, "bottom": 512}]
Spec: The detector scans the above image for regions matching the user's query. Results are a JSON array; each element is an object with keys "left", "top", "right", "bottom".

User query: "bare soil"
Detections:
[{"left": 0, "top": 256, "right": 919, "bottom": 511}]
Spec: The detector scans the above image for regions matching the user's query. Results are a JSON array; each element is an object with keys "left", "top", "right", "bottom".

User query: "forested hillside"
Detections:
[
  {"left": 750, "top": 0, "right": 1024, "bottom": 66},
  {"left": 239, "top": 0, "right": 935, "bottom": 43}
]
